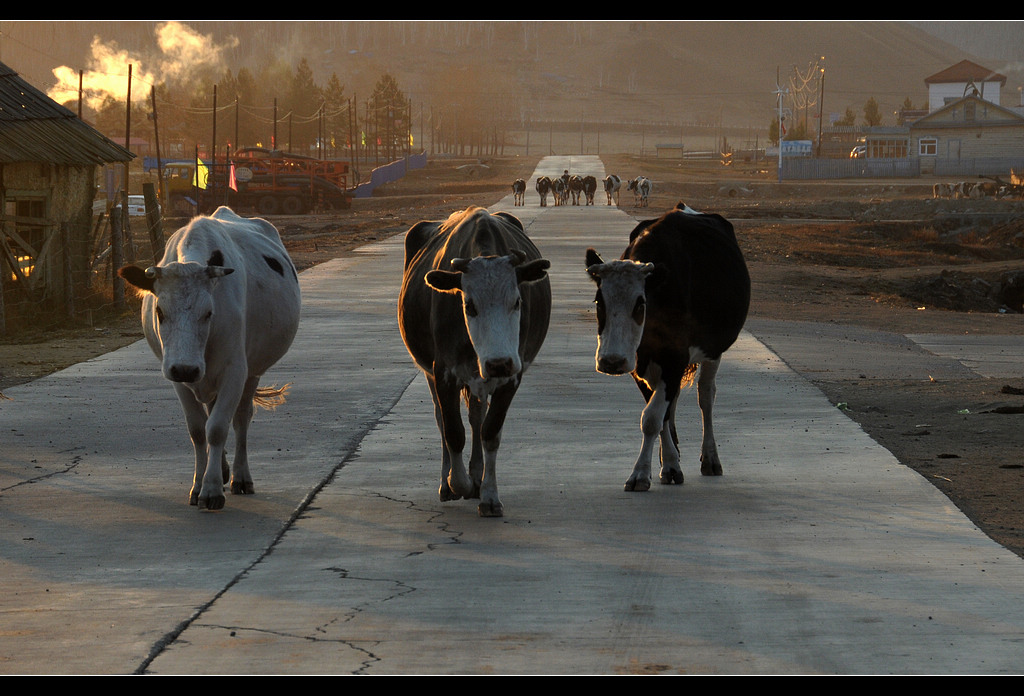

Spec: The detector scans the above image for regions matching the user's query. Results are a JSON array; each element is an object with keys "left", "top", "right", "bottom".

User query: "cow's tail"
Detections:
[
  {"left": 253, "top": 383, "right": 291, "bottom": 410},
  {"left": 680, "top": 363, "right": 699, "bottom": 389}
]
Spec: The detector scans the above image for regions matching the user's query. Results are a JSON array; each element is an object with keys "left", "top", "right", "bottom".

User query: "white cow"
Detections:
[
  {"left": 603, "top": 175, "right": 621, "bottom": 205},
  {"left": 628, "top": 176, "right": 652, "bottom": 207},
  {"left": 118, "top": 206, "right": 301, "bottom": 510}
]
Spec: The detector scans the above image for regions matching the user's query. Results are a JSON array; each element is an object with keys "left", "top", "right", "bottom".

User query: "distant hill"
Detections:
[{"left": 0, "top": 20, "right": 1011, "bottom": 136}]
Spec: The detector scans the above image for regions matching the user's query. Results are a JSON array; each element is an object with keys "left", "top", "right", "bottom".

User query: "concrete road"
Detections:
[{"left": 3, "top": 155, "right": 1024, "bottom": 674}]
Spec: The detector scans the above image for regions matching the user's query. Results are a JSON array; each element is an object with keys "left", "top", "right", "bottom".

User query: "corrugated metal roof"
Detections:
[{"left": 0, "top": 61, "right": 134, "bottom": 165}]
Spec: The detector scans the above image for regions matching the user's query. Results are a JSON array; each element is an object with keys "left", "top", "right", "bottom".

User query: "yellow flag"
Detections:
[{"left": 192, "top": 161, "right": 209, "bottom": 190}]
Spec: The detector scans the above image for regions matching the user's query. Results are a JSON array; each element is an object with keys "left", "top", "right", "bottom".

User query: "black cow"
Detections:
[
  {"left": 584, "top": 202, "right": 750, "bottom": 492},
  {"left": 512, "top": 178, "right": 526, "bottom": 206},
  {"left": 399, "top": 207, "right": 552, "bottom": 517},
  {"left": 568, "top": 175, "right": 585, "bottom": 205},
  {"left": 582, "top": 175, "right": 597, "bottom": 205},
  {"left": 536, "top": 175, "right": 552, "bottom": 207}
]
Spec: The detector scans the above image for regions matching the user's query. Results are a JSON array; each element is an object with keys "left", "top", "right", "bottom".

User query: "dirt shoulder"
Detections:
[{"left": 4, "top": 154, "right": 1024, "bottom": 558}]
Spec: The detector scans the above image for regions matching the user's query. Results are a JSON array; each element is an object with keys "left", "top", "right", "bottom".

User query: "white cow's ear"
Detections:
[
  {"left": 118, "top": 264, "right": 156, "bottom": 293},
  {"left": 425, "top": 269, "right": 462, "bottom": 294},
  {"left": 206, "top": 266, "right": 235, "bottom": 278}
]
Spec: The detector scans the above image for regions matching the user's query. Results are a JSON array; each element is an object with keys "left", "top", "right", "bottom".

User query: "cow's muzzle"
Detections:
[
  {"left": 597, "top": 355, "right": 631, "bottom": 376},
  {"left": 482, "top": 357, "right": 516, "bottom": 379},
  {"left": 168, "top": 364, "right": 202, "bottom": 383}
]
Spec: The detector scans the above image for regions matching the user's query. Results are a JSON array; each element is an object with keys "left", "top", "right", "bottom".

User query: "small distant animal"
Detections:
[
  {"left": 582, "top": 175, "right": 597, "bottom": 205},
  {"left": 584, "top": 202, "right": 749, "bottom": 492},
  {"left": 512, "top": 178, "right": 526, "bottom": 206},
  {"left": 551, "top": 176, "right": 567, "bottom": 206},
  {"left": 118, "top": 206, "right": 301, "bottom": 510},
  {"left": 627, "top": 176, "right": 651, "bottom": 207},
  {"left": 536, "top": 176, "right": 552, "bottom": 207},
  {"left": 603, "top": 175, "right": 621, "bottom": 205},
  {"left": 568, "top": 175, "right": 584, "bottom": 205}
]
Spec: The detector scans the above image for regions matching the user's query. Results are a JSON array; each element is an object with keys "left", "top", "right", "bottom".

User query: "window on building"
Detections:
[
  {"left": 868, "top": 139, "right": 908, "bottom": 158},
  {"left": 2, "top": 195, "right": 48, "bottom": 282},
  {"left": 919, "top": 138, "right": 938, "bottom": 156}
]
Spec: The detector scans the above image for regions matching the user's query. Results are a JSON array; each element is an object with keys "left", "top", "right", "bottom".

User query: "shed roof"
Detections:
[
  {"left": 925, "top": 59, "right": 1006, "bottom": 86},
  {"left": 0, "top": 61, "right": 134, "bottom": 165}
]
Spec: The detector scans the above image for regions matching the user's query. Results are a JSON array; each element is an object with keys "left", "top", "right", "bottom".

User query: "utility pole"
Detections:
[
  {"left": 817, "top": 58, "right": 825, "bottom": 157},
  {"left": 774, "top": 67, "right": 788, "bottom": 184}
]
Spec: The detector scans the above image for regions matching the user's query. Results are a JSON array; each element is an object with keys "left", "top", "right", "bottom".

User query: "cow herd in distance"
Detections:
[
  {"left": 118, "top": 165, "right": 750, "bottom": 518},
  {"left": 513, "top": 171, "right": 653, "bottom": 208}
]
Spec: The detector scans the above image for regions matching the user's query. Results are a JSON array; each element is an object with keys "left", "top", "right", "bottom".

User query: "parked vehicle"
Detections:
[
  {"left": 849, "top": 144, "right": 867, "bottom": 159},
  {"left": 113, "top": 195, "right": 160, "bottom": 217},
  {"left": 198, "top": 148, "right": 353, "bottom": 215}
]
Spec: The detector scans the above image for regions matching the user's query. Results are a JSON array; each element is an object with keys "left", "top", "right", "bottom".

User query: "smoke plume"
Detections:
[{"left": 47, "top": 21, "right": 239, "bottom": 109}]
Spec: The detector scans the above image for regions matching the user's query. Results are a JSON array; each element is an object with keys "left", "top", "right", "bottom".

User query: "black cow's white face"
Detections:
[
  {"left": 426, "top": 252, "right": 549, "bottom": 380},
  {"left": 586, "top": 249, "right": 654, "bottom": 376}
]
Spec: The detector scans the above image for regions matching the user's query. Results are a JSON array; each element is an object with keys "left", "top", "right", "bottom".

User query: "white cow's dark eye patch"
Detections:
[{"left": 263, "top": 255, "right": 284, "bottom": 277}]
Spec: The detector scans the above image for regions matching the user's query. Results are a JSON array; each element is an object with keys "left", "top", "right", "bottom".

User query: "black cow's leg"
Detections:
[
  {"left": 698, "top": 359, "right": 723, "bottom": 475},
  {"left": 428, "top": 375, "right": 458, "bottom": 501},
  {"left": 659, "top": 390, "right": 683, "bottom": 485},
  {"left": 435, "top": 371, "right": 475, "bottom": 499},
  {"left": 476, "top": 377, "right": 520, "bottom": 517},
  {"left": 626, "top": 364, "right": 669, "bottom": 492},
  {"left": 466, "top": 393, "right": 486, "bottom": 498}
]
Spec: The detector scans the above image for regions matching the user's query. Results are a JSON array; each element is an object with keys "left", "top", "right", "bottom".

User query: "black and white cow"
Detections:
[
  {"left": 536, "top": 175, "right": 552, "bottom": 207},
  {"left": 399, "top": 207, "right": 552, "bottom": 517},
  {"left": 118, "top": 206, "right": 301, "bottom": 510},
  {"left": 568, "top": 175, "right": 585, "bottom": 205},
  {"left": 582, "top": 175, "right": 597, "bottom": 205},
  {"left": 627, "top": 176, "right": 652, "bottom": 206},
  {"left": 512, "top": 178, "right": 526, "bottom": 206},
  {"left": 584, "top": 202, "right": 750, "bottom": 492},
  {"left": 604, "top": 174, "right": 621, "bottom": 205},
  {"left": 551, "top": 176, "right": 567, "bottom": 206}
]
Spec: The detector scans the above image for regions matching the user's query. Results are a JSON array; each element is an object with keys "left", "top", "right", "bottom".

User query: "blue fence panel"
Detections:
[{"left": 353, "top": 152, "right": 428, "bottom": 198}]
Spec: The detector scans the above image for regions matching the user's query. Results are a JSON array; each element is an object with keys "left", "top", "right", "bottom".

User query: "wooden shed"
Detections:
[{"left": 0, "top": 60, "right": 133, "bottom": 329}]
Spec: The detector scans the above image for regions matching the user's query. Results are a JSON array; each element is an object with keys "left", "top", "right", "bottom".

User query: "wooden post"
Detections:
[
  {"left": 62, "top": 223, "right": 74, "bottom": 318},
  {"left": 143, "top": 182, "right": 163, "bottom": 264},
  {"left": 111, "top": 202, "right": 124, "bottom": 310}
]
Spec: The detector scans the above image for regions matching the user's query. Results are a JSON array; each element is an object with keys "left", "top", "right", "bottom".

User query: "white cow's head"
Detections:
[
  {"left": 119, "top": 260, "right": 234, "bottom": 383},
  {"left": 585, "top": 248, "right": 654, "bottom": 375},
  {"left": 426, "top": 250, "right": 549, "bottom": 380}
]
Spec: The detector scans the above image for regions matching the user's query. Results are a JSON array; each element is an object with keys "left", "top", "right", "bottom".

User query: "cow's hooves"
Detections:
[
  {"left": 231, "top": 481, "right": 255, "bottom": 495},
  {"left": 189, "top": 494, "right": 199, "bottom": 506},
  {"left": 624, "top": 478, "right": 651, "bottom": 492},
  {"left": 478, "top": 501, "right": 503, "bottom": 517},
  {"left": 660, "top": 470, "right": 684, "bottom": 485},
  {"left": 199, "top": 495, "right": 226, "bottom": 511},
  {"left": 700, "top": 463, "right": 724, "bottom": 476},
  {"left": 439, "top": 488, "right": 462, "bottom": 502}
]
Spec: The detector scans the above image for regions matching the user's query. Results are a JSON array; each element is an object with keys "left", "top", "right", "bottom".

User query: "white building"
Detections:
[{"left": 924, "top": 59, "right": 1006, "bottom": 112}]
